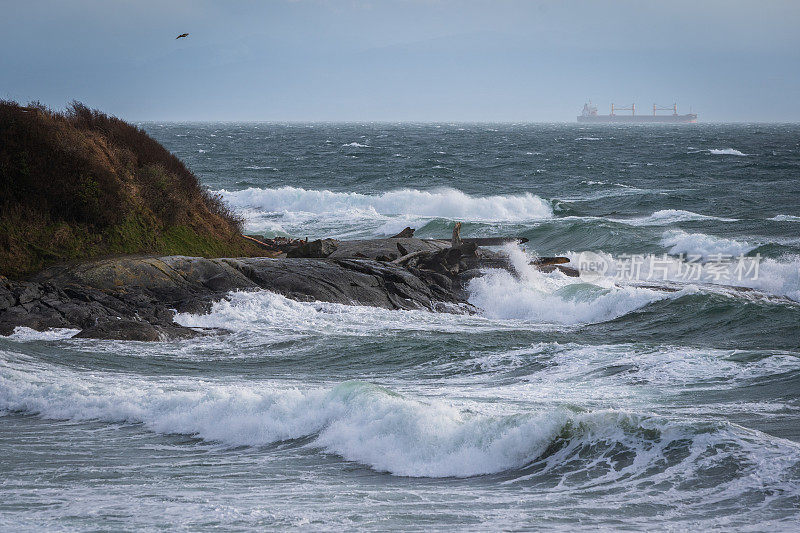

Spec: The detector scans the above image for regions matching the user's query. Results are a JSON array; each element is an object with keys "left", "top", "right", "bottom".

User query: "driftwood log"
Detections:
[{"left": 451, "top": 222, "right": 463, "bottom": 248}]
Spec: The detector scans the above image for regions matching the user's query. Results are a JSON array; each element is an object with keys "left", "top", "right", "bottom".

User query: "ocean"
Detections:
[{"left": 2, "top": 123, "right": 799, "bottom": 531}]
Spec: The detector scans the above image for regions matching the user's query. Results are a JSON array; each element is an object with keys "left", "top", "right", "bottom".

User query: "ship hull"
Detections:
[{"left": 577, "top": 114, "right": 697, "bottom": 123}]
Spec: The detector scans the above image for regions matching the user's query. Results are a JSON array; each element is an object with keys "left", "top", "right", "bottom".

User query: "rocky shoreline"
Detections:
[{"left": 0, "top": 238, "right": 510, "bottom": 341}]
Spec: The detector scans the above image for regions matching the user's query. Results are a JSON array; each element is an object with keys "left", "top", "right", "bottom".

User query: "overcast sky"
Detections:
[{"left": 2, "top": 0, "right": 799, "bottom": 121}]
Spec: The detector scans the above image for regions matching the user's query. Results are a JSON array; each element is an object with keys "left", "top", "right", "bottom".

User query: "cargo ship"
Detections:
[{"left": 577, "top": 101, "right": 697, "bottom": 123}]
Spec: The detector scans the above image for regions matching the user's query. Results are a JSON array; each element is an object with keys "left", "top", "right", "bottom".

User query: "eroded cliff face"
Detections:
[{"left": 0, "top": 238, "right": 504, "bottom": 341}]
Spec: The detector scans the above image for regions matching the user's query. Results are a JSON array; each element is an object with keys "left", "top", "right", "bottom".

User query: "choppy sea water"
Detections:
[{"left": 2, "top": 123, "right": 800, "bottom": 531}]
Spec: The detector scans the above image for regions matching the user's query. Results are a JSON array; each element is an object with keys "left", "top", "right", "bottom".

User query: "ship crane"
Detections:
[
  {"left": 610, "top": 103, "right": 636, "bottom": 116},
  {"left": 652, "top": 103, "right": 679, "bottom": 116}
]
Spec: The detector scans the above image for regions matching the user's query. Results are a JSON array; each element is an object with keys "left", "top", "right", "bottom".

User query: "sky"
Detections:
[{"left": 2, "top": 0, "right": 799, "bottom": 122}]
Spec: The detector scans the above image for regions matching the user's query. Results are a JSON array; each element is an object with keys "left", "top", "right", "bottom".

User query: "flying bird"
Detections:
[{"left": 176, "top": 33, "right": 189, "bottom": 39}]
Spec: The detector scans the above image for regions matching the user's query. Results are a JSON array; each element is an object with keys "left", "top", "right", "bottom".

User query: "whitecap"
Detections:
[
  {"left": 707, "top": 148, "right": 748, "bottom": 156},
  {"left": 660, "top": 229, "right": 757, "bottom": 258},
  {"left": 611, "top": 209, "right": 737, "bottom": 226}
]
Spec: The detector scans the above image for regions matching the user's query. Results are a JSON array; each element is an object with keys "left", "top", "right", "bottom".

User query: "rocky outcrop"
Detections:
[
  {"left": 1, "top": 238, "right": 500, "bottom": 340},
  {"left": 1, "top": 237, "right": 587, "bottom": 341}
]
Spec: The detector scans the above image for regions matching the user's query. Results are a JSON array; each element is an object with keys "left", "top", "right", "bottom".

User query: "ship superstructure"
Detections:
[{"left": 578, "top": 101, "right": 697, "bottom": 123}]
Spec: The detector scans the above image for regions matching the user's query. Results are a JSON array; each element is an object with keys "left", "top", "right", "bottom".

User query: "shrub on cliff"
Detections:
[{"left": 0, "top": 100, "right": 260, "bottom": 278}]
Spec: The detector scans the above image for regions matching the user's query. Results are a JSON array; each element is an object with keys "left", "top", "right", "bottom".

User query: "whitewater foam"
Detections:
[
  {"left": 175, "top": 291, "right": 487, "bottom": 338},
  {"left": 467, "top": 245, "right": 677, "bottom": 324}
]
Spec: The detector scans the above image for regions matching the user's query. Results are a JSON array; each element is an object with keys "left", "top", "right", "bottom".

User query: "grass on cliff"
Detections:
[{"left": 0, "top": 100, "right": 263, "bottom": 278}]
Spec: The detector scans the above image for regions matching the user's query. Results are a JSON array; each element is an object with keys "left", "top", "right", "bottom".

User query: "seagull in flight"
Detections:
[{"left": 176, "top": 33, "right": 189, "bottom": 39}]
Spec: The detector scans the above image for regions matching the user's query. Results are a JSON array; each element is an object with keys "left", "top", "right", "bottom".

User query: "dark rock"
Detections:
[
  {"left": 531, "top": 256, "right": 570, "bottom": 266},
  {"left": 460, "top": 241, "right": 478, "bottom": 256},
  {"left": 536, "top": 264, "right": 580, "bottom": 277},
  {"left": 286, "top": 238, "right": 340, "bottom": 258},
  {"left": 74, "top": 318, "right": 201, "bottom": 341},
  {"left": 390, "top": 227, "right": 415, "bottom": 238},
  {"left": 12, "top": 282, "right": 43, "bottom": 305},
  {"left": 0, "top": 281, "right": 14, "bottom": 312}
]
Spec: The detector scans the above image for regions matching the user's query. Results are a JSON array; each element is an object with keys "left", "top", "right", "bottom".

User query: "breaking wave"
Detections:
[
  {"left": 467, "top": 245, "right": 680, "bottom": 324},
  {"left": 219, "top": 187, "right": 554, "bottom": 223},
  {"left": 2, "top": 353, "right": 798, "bottom": 482}
]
